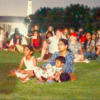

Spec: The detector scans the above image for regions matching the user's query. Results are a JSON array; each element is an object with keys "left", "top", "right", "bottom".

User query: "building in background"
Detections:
[
  {"left": 27, "top": 0, "right": 32, "bottom": 16},
  {"left": 0, "top": 16, "right": 27, "bottom": 36},
  {"left": 0, "top": 0, "right": 33, "bottom": 37}
]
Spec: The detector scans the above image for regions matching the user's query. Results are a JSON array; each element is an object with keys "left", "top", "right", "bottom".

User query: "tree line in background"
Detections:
[{"left": 24, "top": 4, "right": 100, "bottom": 32}]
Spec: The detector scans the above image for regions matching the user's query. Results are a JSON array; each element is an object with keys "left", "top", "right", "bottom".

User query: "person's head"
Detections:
[
  {"left": 24, "top": 45, "right": 33, "bottom": 56},
  {"left": 55, "top": 56, "right": 65, "bottom": 68},
  {"left": 48, "top": 26, "right": 53, "bottom": 32},
  {"left": 63, "top": 28, "right": 69, "bottom": 34},
  {"left": 34, "top": 25, "right": 39, "bottom": 31},
  {"left": 58, "top": 39, "right": 68, "bottom": 52},
  {"left": 69, "top": 32, "right": 77, "bottom": 41},
  {"left": 97, "top": 29, "right": 100, "bottom": 39},
  {"left": 97, "top": 29, "right": 100, "bottom": 35},
  {"left": 15, "top": 28, "right": 20, "bottom": 34},
  {"left": 31, "top": 25, "right": 34, "bottom": 31},
  {"left": 92, "top": 32, "right": 97, "bottom": 40},
  {"left": 69, "top": 28, "right": 74, "bottom": 33},
  {"left": 33, "top": 30, "right": 39, "bottom": 37},
  {"left": 60, "top": 73, "right": 70, "bottom": 82},
  {"left": 55, "top": 29, "right": 63, "bottom": 39},
  {"left": 46, "top": 31, "right": 53, "bottom": 39},
  {"left": 14, "top": 28, "right": 20, "bottom": 39},
  {"left": 86, "top": 32, "right": 92, "bottom": 40},
  {"left": 78, "top": 28, "right": 84, "bottom": 33}
]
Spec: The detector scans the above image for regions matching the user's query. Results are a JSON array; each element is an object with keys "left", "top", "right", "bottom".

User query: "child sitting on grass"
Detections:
[
  {"left": 9, "top": 45, "right": 37, "bottom": 79},
  {"left": 22, "top": 56, "right": 70, "bottom": 83}
]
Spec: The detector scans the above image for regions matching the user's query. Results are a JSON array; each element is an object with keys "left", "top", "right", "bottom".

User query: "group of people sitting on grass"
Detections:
[{"left": 0, "top": 25, "right": 100, "bottom": 83}]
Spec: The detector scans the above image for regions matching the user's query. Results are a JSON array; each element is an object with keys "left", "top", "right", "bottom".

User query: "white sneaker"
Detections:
[{"left": 85, "top": 59, "right": 90, "bottom": 63}]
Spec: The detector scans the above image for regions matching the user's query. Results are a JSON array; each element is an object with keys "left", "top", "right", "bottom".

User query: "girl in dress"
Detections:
[{"left": 9, "top": 45, "right": 37, "bottom": 79}]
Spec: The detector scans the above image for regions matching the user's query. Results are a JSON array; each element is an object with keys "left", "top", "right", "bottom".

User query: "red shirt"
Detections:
[
  {"left": 33, "top": 39, "right": 40, "bottom": 47},
  {"left": 80, "top": 36, "right": 86, "bottom": 43}
]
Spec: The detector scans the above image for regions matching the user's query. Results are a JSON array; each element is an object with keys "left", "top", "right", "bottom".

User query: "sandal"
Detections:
[{"left": 47, "top": 80, "right": 54, "bottom": 83}]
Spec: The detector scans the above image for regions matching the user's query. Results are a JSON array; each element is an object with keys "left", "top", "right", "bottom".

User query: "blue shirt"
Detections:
[{"left": 42, "top": 51, "right": 74, "bottom": 73}]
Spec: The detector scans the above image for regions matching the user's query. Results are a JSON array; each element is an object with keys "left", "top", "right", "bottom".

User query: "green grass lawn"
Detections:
[{"left": 0, "top": 51, "right": 100, "bottom": 100}]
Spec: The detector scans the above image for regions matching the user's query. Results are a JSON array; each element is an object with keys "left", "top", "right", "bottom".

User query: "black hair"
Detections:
[
  {"left": 47, "top": 31, "right": 53, "bottom": 36},
  {"left": 60, "top": 73, "right": 70, "bottom": 82},
  {"left": 25, "top": 45, "right": 34, "bottom": 55},
  {"left": 33, "top": 30, "right": 42, "bottom": 46},
  {"left": 84, "top": 32, "right": 92, "bottom": 50},
  {"left": 59, "top": 39, "right": 68, "bottom": 46},
  {"left": 14, "top": 28, "right": 20, "bottom": 35},
  {"left": 55, "top": 56, "right": 66, "bottom": 64},
  {"left": 46, "top": 31, "right": 53, "bottom": 39}
]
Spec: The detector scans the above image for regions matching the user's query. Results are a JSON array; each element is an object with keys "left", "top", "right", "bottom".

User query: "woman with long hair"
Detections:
[
  {"left": 84, "top": 32, "right": 95, "bottom": 58},
  {"left": 42, "top": 39, "right": 76, "bottom": 81}
]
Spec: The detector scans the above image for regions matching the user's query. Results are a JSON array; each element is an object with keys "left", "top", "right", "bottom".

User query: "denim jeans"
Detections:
[{"left": 84, "top": 52, "right": 95, "bottom": 58}]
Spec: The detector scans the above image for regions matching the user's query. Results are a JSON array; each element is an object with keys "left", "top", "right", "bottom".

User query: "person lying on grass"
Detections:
[
  {"left": 21, "top": 56, "right": 70, "bottom": 83},
  {"left": 9, "top": 45, "right": 37, "bottom": 79}
]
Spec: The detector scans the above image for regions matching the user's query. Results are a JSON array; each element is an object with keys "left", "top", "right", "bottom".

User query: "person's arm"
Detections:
[
  {"left": 88, "top": 46, "right": 94, "bottom": 53},
  {"left": 2, "top": 34, "right": 5, "bottom": 43},
  {"left": 78, "top": 42, "right": 83, "bottom": 54},
  {"left": 31, "top": 38, "right": 33, "bottom": 47},
  {"left": 17, "top": 57, "right": 24, "bottom": 72},
  {"left": 56, "top": 70, "right": 63, "bottom": 76},
  {"left": 32, "top": 57, "right": 37, "bottom": 67},
  {"left": 79, "top": 46, "right": 83, "bottom": 54},
  {"left": 62, "top": 52, "right": 74, "bottom": 73},
  {"left": 88, "top": 40, "right": 95, "bottom": 53},
  {"left": 42, "top": 52, "right": 58, "bottom": 69},
  {"left": 9, "top": 39, "right": 14, "bottom": 47},
  {"left": 55, "top": 70, "right": 63, "bottom": 82}
]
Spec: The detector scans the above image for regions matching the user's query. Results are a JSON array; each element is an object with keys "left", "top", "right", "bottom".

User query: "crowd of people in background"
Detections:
[{"left": 0, "top": 25, "right": 100, "bottom": 83}]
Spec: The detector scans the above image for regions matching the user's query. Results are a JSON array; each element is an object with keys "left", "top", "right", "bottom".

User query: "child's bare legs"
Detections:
[
  {"left": 9, "top": 69, "right": 34, "bottom": 77},
  {"left": 37, "top": 77, "right": 44, "bottom": 82},
  {"left": 47, "top": 76, "right": 53, "bottom": 81},
  {"left": 18, "top": 70, "right": 33, "bottom": 74},
  {"left": 9, "top": 69, "right": 16, "bottom": 76},
  {"left": 21, "top": 71, "right": 35, "bottom": 81}
]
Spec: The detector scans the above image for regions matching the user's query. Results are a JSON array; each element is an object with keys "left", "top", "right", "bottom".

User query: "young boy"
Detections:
[{"left": 22, "top": 56, "right": 70, "bottom": 83}]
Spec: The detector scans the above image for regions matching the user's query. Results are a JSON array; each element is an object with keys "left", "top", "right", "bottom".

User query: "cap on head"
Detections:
[{"left": 70, "top": 32, "right": 77, "bottom": 37}]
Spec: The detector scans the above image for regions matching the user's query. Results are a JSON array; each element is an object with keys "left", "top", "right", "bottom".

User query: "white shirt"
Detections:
[
  {"left": 23, "top": 56, "right": 35, "bottom": 70},
  {"left": 48, "top": 36, "right": 59, "bottom": 54},
  {"left": 9, "top": 36, "right": 27, "bottom": 46},
  {"left": 48, "top": 35, "right": 67, "bottom": 54}
]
